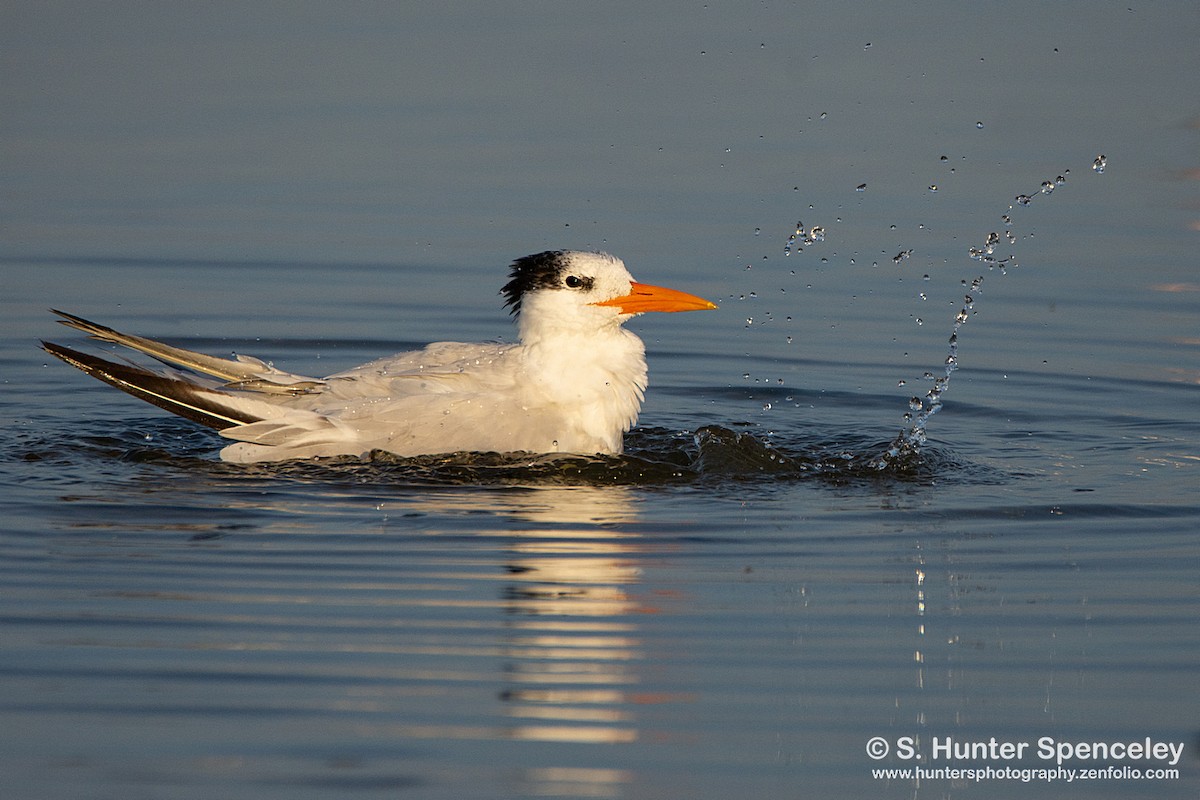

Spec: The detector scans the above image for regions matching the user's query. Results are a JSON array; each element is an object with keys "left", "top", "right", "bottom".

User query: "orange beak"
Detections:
[{"left": 593, "top": 282, "right": 718, "bottom": 314}]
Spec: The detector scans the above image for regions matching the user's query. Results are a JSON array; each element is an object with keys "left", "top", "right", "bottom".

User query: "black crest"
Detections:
[{"left": 501, "top": 251, "right": 594, "bottom": 316}]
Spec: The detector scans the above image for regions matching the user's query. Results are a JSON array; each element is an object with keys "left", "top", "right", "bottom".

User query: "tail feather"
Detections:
[
  {"left": 42, "top": 340, "right": 263, "bottom": 430},
  {"left": 50, "top": 309, "right": 324, "bottom": 393},
  {"left": 45, "top": 311, "right": 350, "bottom": 458}
]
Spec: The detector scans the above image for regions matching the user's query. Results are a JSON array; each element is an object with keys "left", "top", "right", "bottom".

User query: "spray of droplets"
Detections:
[
  {"left": 783, "top": 221, "right": 825, "bottom": 256},
  {"left": 872, "top": 158, "right": 1106, "bottom": 469}
]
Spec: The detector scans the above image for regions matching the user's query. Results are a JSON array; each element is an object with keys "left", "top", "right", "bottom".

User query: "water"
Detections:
[
  {"left": 3, "top": 3, "right": 1199, "bottom": 798},
  {"left": 880, "top": 168, "right": 1083, "bottom": 466}
]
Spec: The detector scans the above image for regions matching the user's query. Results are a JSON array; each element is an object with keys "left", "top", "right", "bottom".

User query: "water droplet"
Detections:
[
  {"left": 915, "top": 317, "right": 923, "bottom": 326},
  {"left": 918, "top": 292, "right": 927, "bottom": 300},
  {"left": 1015, "top": 194, "right": 1032, "bottom": 206},
  {"left": 754, "top": 227, "right": 761, "bottom": 235},
  {"left": 856, "top": 183, "right": 867, "bottom": 192},
  {"left": 975, "top": 121, "right": 985, "bottom": 129},
  {"left": 763, "top": 402, "right": 772, "bottom": 411},
  {"left": 1092, "top": 154, "right": 1107, "bottom": 173},
  {"left": 1041, "top": 180, "right": 1056, "bottom": 194},
  {"left": 928, "top": 184, "right": 938, "bottom": 192}
]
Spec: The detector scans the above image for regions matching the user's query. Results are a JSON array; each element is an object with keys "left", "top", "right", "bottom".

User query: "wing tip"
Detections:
[{"left": 41, "top": 338, "right": 258, "bottom": 431}]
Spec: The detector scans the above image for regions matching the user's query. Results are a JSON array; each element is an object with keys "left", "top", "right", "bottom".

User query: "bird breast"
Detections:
[{"left": 516, "top": 328, "right": 648, "bottom": 452}]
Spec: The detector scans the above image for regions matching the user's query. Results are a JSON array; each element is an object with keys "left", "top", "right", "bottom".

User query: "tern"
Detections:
[{"left": 43, "top": 251, "right": 717, "bottom": 462}]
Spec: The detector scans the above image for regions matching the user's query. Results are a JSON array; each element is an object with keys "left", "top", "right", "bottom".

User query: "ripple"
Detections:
[{"left": 10, "top": 417, "right": 1003, "bottom": 490}]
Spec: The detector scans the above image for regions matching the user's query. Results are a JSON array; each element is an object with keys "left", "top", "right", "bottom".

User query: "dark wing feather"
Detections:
[{"left": 41, "top": 341, "right": 260, "bottom": 430}]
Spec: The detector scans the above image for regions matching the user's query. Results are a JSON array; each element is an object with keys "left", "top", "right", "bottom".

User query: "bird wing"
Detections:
[
  {"left": 45, "top": 312, "right": 578, "bottom": 461},
  {"left": 325, "top": 341, "right": 516, "bottom": 382},
  {"left": 218, "top": 342, "right": 528, "bottom": 461},
  {"left": 45, "top": 311, "right": 531, "bottom": 460}
]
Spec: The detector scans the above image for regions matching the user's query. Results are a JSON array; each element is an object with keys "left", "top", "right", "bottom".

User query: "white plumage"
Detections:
[{"left": 43, "top": 251, "right": 716, "bottom": 462}]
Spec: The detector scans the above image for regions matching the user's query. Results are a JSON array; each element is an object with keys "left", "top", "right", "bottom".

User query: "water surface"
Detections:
[{"left": 2, "top": 3, "right": 1199, "bottom": 798}]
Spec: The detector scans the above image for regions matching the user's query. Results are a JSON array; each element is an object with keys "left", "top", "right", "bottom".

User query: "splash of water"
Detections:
[
  {"left": 783, "top": 221, "right": 825, "bottom": 256},
  {"left": 872, "top": 160, "right": 1105, "bottom": 469}
]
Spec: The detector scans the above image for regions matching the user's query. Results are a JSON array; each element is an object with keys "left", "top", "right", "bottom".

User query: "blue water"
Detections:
[{"left": 3, "top": 3, "right": 1199, "bottom": 798}]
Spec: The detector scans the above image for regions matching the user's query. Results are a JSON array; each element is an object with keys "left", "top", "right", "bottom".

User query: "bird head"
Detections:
[{"left": 502, "top": 251, "right": 716, "bottom": 338}]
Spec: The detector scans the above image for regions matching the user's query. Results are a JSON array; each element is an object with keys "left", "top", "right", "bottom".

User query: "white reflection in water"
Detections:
[
  {"left": 371, "top": 484, "right": 656, "bottom": 779},
  {"left": 49, "top": 476, "right": 683, "bottom": 797},
  {"left": 522, "top": 767, "right": 633, "bottom": 799},
  {"left": 497, "top": 488, "right": 649, "bottom": 747}
]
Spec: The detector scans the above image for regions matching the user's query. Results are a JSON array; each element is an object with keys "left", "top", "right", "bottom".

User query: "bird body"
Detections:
[{"left": 43, "top": 251, "right": 715, "bottom": 462}]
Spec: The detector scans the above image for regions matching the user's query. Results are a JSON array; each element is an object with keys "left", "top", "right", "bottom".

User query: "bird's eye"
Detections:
[{"left": 564, "top": 275, "right": 585, "bottom": 288}]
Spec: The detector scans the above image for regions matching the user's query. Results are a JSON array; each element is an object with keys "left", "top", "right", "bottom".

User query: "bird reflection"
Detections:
[
  {"left": 496, "top": 486, "right": 648, "bottom": 749},
  {"left": 194, "top": 481, "right": 658, "bottom": 797}
]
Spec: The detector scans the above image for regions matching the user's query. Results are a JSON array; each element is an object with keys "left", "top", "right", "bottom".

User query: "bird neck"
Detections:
[{"left": 520, "top": 319, "right": 645, "bottom": 378}]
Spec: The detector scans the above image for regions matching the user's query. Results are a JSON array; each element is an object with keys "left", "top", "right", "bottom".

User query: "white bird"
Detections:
[{"left": 43, "top": 251, "right": 717, "bottom": 462}]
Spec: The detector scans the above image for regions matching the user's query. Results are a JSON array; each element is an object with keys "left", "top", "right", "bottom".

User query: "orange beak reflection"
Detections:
[{"left": 593, "top": 282, "right": 718, "bottom": 314}]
